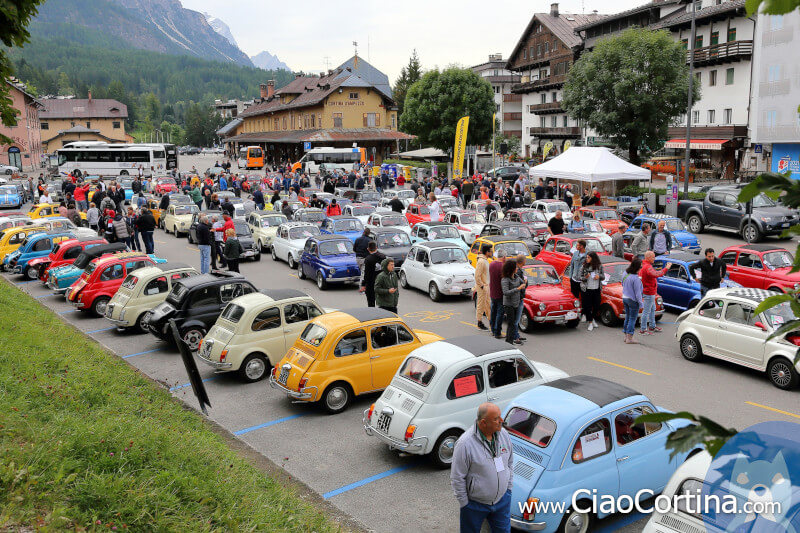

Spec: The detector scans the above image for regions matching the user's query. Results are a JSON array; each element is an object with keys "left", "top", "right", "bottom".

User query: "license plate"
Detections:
[
  {"left": 782, "top": 223, "right": 790, "bottom": 228},
  {"left": 449, "top": 287, "right": 462, "bottom": 294},
  {"left": 278, "top": 367, "right": 289, "bottom": 385},
  {"left": 376, "top": 413, "right": 392, "bottom": 433},
  {"left": 244, "top": 250, "right": 254, "bottom": 256},
  {"left": 565, "top": 311, "right": 578, "bottom": 320}
]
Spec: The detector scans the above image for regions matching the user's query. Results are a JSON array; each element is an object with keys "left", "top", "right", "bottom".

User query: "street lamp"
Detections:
[{"left": 682, "top": 0, "right": 697, "bottom": 199}]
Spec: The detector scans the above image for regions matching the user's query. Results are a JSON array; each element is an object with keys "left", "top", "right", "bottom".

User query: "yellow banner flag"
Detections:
[
  {"left": 542, "top": 141, "right": 554, "bottom": 160},
  {"left": 563, "top": 140, "right": 571, "bottom": 151},
  {"left": 452, "top": 116, "right": 470, "bottom": 180}
]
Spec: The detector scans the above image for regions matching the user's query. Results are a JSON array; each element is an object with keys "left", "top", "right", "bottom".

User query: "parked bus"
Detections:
[
  {"left": 237, "top": 146, "right": 265, "bottom": 170},
  {"left": 57, "top": 142, "right": 170, "bottom": 178},
  {"left": 291, "top": 146, "right": 366, "bottom": 175}
]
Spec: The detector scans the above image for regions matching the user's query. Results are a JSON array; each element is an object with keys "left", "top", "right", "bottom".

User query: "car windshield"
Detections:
[
  {"left": 174, "top": 205, "right": 198, "bottom": 215},
  {"left": 289, "top": 226, "right": 320, "bottom": 240},
  {"left": 413, "top": 205, "right": 430, "bottom": 215},
  {"left": 428, "top": 226, "right": 459, "bottom": 240},
  {"left": 350, "top": 206, "right": 374, "bottom": 216},
  {"left": 84, "top": 262, "right": 98, "bottom": 277},
  {"left": 399, "top": 357, "right": 435, "bottom": 386},
  {"left": 592, "top": 209, "right": 617, "bottom": 220},
  {"left": 430, "top": 247, "right": 467, "bottom": 264},
  {"left": 458, "top": 213, "right": 484, "bottom": 225},
  {"left": 262, "top": 215, "right": 287, "bottom": 227},
  {"left": 604, "top": 262, "right": 630, "bottom": 283},
  {"left": 0, "top": 185, "right": 17, "bottom": 194},
  {"left": 752, "top": 193, "right": 776, "bottom": 208},
  {"left": 763, "top": 250, "right": 794, "bottom": 269},
  {"left": 300, "top": 323, "right": 326, "bottom": 347},
  {"left": 396, "top": 190, "right": 416, "bottom": 199},
  {"left": 437, "top": 197, "right": 457, "bottom": 208},
  {"left": 502, "top": 225, "right": 533, "bottom": 239},
  {"left": 583, "top": 220, "right": 603, "bottom": 233},
  {"left": 334, "top": 219, "right": 363, "bottom": 232},
  {"left": 234, "top": 222, "right": 250, "bottom": 237},
  {"left": 360, "top": 191, "right": 380, "bottom": 201},
  {"left": 503, "top": 407, "right": 556, "bottom": 448},
  {"left": 120, "top": 179, "right": 134, "bottom": 187},
  {"left": 546, "top": 202, "right": 568, "bottom": 213},
  {"left": 376, "top": 232, "right": 411, "bottom": 247},
  {"left": 585, "top": 239, "right": 605, "bottom": 253},
  {"left": 763, "top": 301, "right": 794, "bottom": 330},
  {"left": 220, "top": 303, "right": 245, "bottom": 323},
  {"left": 319, "top": 239, "right": 354, "bottom": 255},
  {"left": 522, "top": 265, "right": 560, "bottom": 285},
  {"left": 298, "top": 211, "right": 325, "bottom": 222},
  {"left": 663, "top": 219, "right": 686, "bottom": 231},
  {"left": 495, "top": 242, "right": 529, "bottom": 257},
  {"left": 381, "top": 215, "right": 408, "bottom": 227},
  {"left": 158, "top": 178, "right": 176, "bottom": 185}
]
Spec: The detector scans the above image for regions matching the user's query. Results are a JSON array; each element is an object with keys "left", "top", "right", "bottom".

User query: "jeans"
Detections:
[
  {"left": 459, "top": 490, "right": 511, "bottom": 533},
  {"left": 490, "top": 298, "right": 504, "bottom": 337},
  {"left": 515, "top": 300, "right": 525, "bottom": 338},
  {"left": 504, "top": 305, "right": 518, "bottom": 344},
  {"left": 622, "top": 297, "right": 639, "bottom": 335},
  {"left": 77, "top": 199, "right": 88, "bottom": 212},
  {"left": 199, "top": 245, "right": 211, "bottom": 274},
  {"left": 642, "top": 294, "right": 657, "bottom": 331},
  {"left": 582, "top": 288, "right": 601, "bottom": 321},
  {"left": 131, "top": 230, "right": 142, "bottom": 251},
  {"left": 141, "top": 231, "right": 154, "bottom": 254}
]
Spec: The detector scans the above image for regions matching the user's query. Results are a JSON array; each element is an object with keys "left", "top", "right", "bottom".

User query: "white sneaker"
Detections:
[
  {"left": 588, "top": 323, "right": 594, "bottom": 332},
  {"left": 580, "top": 316, "right": 587, "bottom": 323},
  {"left": 592, "top": 320, "right": 598, "bottom": 328}
]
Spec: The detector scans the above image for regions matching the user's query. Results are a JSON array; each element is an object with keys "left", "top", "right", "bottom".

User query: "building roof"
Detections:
[
  {"left": 574, "top": 0, "right": 680, "bottom": 31},
  {"left": 337, "top": 56, "right": 393, "bottom": 99},
  {"left": 5, "top": 79, "right": 42, "bottom": 108},
  {"left": 40, "top": 98, "right": 128, "bottom": 119},
  {"left": 217, "top": 118, "right": 242, "bottom": 137},
  {"left": 651, "top": 0, "right": 746, "bottom": 29},
  {"left": 226, "top": 128, "right": 413, "bottom": 144},
  {"left": 507, "top": 11, "right": 604, "bottom": 68}
]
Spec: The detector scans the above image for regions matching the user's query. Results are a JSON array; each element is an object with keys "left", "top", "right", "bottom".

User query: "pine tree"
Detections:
[{"left": 393, "top": 50, "right": 422, "bottom": 117}]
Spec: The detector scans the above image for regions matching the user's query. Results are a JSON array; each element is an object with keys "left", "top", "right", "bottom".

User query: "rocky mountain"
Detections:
[
  {"left": 250, "top": 51, "right": 292, "bottom": 72},
  {"left": 203, "top": 12, "right": 239, "bottom": 49}
]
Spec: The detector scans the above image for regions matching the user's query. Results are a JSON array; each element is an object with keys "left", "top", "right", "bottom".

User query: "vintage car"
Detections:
[
  {"left": 298, "top": 234, "right": 361, "bottom": 289},
  {"left": 46, "top": 242, "right": 128, "bottom": 293},
  {"left": 0, "top": 215, "right": 33, "bottom": 231},
  {"left": 271, "top": 222, "right": 321, "bottom": 269},
  {"left": 342, "top": 202, "right": 375, "bottom": 224},
  {"left": 67, "top": 252, "right": 165, "bottom": 316},
  {"left": 518, "top": 259, "right": 581, "bottom": 330},
  {"left": 342, "top": 189, "right": 382, "bottom": 207},
  {"left": 505, "top": 375, "right": 700, "bottom": 532},
  {"left": 536, "top": 234, "right": 608, "bottom": 275},
  {"left": 269, "top": 308, "right": 443, "bottom": 413},
  {"left": 410, "top": 221, "right": 469, "bottom": 253},
  {"left": 28, "top": 203, "right": 88, "bottom": 225},
  {"left": 467, "top": 235, "right": 533, "bottom": 268},
  {"left": 577, "top": 206, "right": 627, "bottom": 234},
  {"left": 142, "top": 197, "right": 163, "bottom": 226},
  {"left": 292, "top": 207, "right": 326, "bottom": 227},
  {"left": 3, "top": 230, "right": 74, "bottom": 278},
  {"left": 370, "top": 227, "right": 412, "bottom": 267},
  {"left": 466, "top": 199, "right": 504, "bottom": 221},
  {"left": 532, "top": 199, "right": 573, "bottom": 223},
  {"left": 365, "top": 212, "right": 412, "bottom": 236},
  {"left": 105, "top": 262, "right": 197, "bottom": 331},
  {"left": 443, "top": 209, "right": 486, "bottom": 244},
  {"left": 653, "top": 253, "right": 740, "bottom": 311},
  {"left": 435, "top": 195, "right": 459, "bottom": 212},
  {"left": 31, "top": 236, "right": 107, "bottom": 281},
  {"left": 0, "top": 224, "right": 47, "bottom": 263},
  {"left": 320, "top": 215, "right": 365, "bottom": 243},
  {"left": 625, "top": 214, "right": 700, "bottom": 253},
  {"left": 229, "top": 198, "right": 256, "bottom": 221},
  {"left": 719, "top": 243, "right": 800, "bottom": 292},
  {"left": 477, "top": 221, "right": 542, "bottom": 256},
  {"left": 363, "top": 335, "right": 568, "bottom": 467},
  {"left": 405, "top": 203, "right": 432, "bottom": 226},
  {"left": 35, "top": 217, "right": 96, "bottom": 239},
  {"left": 504, "top": 208, "right": 549, "bottom": 241},
  {"left": 118, "top": 178, "right": 135, "bottom": 202},
  {"left": 162, "top": 203, "right": 200, "bottom": 237},
  {"left": 577, "top": 219, "right": 613, "bottom": 251},
  {"left": 400, "top": 241, "right": 475, "bottom": 301},
  {"left": 154, "top": 177, "right": 178, "bottom": 196},
  {"left": 381, "top": 188, "right": 416, "bottom": 207},
  {"left": 230, "top": 220, "right": 260, "bottom": 261},
  {"left": 246, "top": 211, "right": 287, "bottom": 252},
  {"left": 187, "top": 210, "right": 221, "bottom": 244},
  {"left": 0, "top": 184, "right": 23, "bottom": 208},
  {"left": 642, "top": 452, "right": 713, "bottom": 533},
  {"left": 146, "top": 271, "right": 258, "bottom": 351},
  {"left": 676, "top": 287, "right": 800, "bottom": 389},
  {"left": 198, "top": 289, "right": 326, "bottom": 382}
]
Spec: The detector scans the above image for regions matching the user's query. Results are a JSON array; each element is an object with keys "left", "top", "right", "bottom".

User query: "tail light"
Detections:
[
  {"left": 271, "top": 366, "right": 277, "bottom": 378},
  {"left": 220, "top": 349, "right": 228, "bottom": 362},
  {"left": 298, "top": 377, "right": 308, "bottom": 391},
  {"left": 404, "top": 425, "right": 416, "bottom": 442},
  {"left": 523, "top": 498, "right": 539, "bottom": 521},
  {"left": 367, "top": 403, "right": 375, "bottom": 422}
]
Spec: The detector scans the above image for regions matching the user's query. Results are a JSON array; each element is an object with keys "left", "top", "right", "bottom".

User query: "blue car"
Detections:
[
  {"left": 504, "top": 375, "right": 701, "bottom": 532},
  {"left": 410, "top": 221, "right": 470, "bottom": 253},
  {"left": 626, "top": 214, "right": 700, "bottom": 253},
  {"left": 0, "top": 184, "right": 23, "bottom": 209},
  {"left": 320, "top": 215, "right": 365, "bottom": 243},
  {"left": 653, "top": 253, "right": 740, "bottom": 311},
  {"left": 119, "top": 178, "right": 135, "bottom": 202},
  {"left": 298, "top": 234, "right": 361, "bottom": 290},
  {"left": 5, "top": 230, "right": 75, "bottom": 279}
]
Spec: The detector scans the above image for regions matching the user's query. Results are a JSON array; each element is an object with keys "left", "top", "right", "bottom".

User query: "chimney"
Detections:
[
  {"left": 267, "top": 80, "right": 275, "bottom": 99},
  {"left": 88, "top": 90, "right": 92, "bottom": 103},
  {"left": 550, "top": 2, "right": 559, "bottom": 16},
  {"left": 259, "top": 83, "right": 268, "bottom": 100}
]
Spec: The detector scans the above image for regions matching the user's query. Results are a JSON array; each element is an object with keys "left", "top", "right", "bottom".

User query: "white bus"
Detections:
[
  {"left": 291, "top": 146, "right": 365, "bottom": 175},
  {"left": 56, "top": 142, "right": 173, "bottom": 178}
]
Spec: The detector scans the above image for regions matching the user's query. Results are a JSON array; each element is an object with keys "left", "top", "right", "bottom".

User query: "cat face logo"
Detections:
[
  {"left": 777, "top": 157, "right": 791, "bottom": 173},
  {"left": 728, "top": 453, "right": 792, "bottom": 527}
]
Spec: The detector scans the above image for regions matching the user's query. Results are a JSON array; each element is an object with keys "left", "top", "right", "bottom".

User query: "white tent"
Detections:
[{"left": 528, "top": 147, "right": 650, "bottom": 183}]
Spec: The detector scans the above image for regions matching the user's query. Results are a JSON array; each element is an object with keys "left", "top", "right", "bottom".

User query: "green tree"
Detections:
[
  {"left": 393, "top": 50, "right": 423, "bottom": 117},
  {"left": 562, "top": 28, "right": 699, "bottom": 165},
  {"left": 747, "top": 0, "right": 800, "bottom": 13},
  {"left": 492, "top": 133, "right": 521, "bottom": 157},
  {"left": 184, "top": 102, "right": 222, "bottom": 147},
  {"left": 57, "top": 71, "right": 73, "bottom": 95},
  {"left": 400, "top": 67, "right": 495, "bottom": 152}
]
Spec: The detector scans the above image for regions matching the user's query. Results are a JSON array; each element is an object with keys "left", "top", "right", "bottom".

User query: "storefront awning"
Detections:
[{"left": 664, "top": 139, "right": 730, "bottom": 150}]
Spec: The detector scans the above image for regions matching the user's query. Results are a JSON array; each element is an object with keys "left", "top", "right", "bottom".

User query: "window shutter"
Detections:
[
  {"left": 376, "top": 114, "right": 380, "bottom": 127},
  {"left": 363, "top": 113, "right": 368, "bottom": 127}
]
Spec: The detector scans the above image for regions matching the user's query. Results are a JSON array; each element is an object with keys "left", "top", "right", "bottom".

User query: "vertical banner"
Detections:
[
  {"left": 452, "top": 116, "right": 470, "bottom": 180},
  {"left": 563, "top": 140, "right": 571, "bottom": 151},
  {"left": 542, "top": 141, "right": 554, "bottom": 160}
]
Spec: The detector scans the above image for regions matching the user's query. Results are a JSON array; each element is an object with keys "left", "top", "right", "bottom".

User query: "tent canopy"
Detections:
[
  {"left": 392, "top": 147, "right": 449, "bottom": 161},
  {"left": 529, "top": 147, "right": 650, "bottom": 183}
]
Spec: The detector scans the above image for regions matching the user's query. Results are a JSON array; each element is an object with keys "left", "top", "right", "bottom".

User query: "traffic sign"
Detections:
[{"left": 303, "top": 142, "right": 311, "bottom": 151}]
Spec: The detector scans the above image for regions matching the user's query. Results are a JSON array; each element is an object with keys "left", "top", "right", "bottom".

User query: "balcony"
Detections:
[
  {"left": 528, "top": 126, "right": 581, "bottom": 138},
  {"left": 527, "top": 101, "right": 562, "bottom": 114},
  {"left": 687, "top": 40, "right": 753, "bottom": 67},
  {"left": 503, "top": 94, "right": 522, "bottom": 102},
  {"left": 512, "top": 74, "right": 567, "bottom": 94},
  {"left": 503, "top": 130, "right": 523, "bottom": 138},
  {"left": 503, "top": 112, "right": 523, "bottom": 121},
  {"left": 759, "top": 79, "right": 791, "bottom": 97}
]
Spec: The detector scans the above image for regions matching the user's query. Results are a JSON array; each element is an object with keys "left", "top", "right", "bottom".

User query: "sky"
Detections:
[{"left": 182, "top": 0, "right": 645, "bottom": 82}]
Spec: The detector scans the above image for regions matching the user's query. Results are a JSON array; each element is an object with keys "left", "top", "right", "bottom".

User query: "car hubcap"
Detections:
[
  {"left": 288, "top": 256, "right": 295, "bottom": 268},
  {"left": 27, "top": 267, "right": 38, "bottom": 280},
  {"left": 326, "top": 387, "right": 347, "bottom": 410},
  {"left": 565, "top": 512, "right": 589, "bottom": 533},
  {"left": 183, "top": 330, "right": 203, "bottom": 351},
  {"left": 745, "top": 226, "right": 756, "bottom": 241},
  {"left": 689, "top": 218, "right": 699, "bottom": 232},
  {"left": 438, "top": 436, "right": 457, "bottom": 463},
  {"left": 95, "top": 299, "right": 108, "bottom": 316},
  {"left": 772, "top": 363, "right": 791, "bottom": 387},
  {"left": 429, "top": 284, "right": 437, "bottom": 299},
  {"left": 139, "top": 311, "right": 151, "bottom": 331},
  {"left": 520, "top": 313, "right": 529, "bottom": 330},
  {"left": 245, "top": 358, "right": 266, "bottom": 380},
  {"left": 682, "top": 338, "right": 696, "bottom": 358},
  {"left": 317, "top": 274, "right": 324, "bottom": 288}
]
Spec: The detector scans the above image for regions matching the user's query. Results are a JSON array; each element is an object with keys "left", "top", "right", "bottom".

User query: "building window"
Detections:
[
  {"left": 540, "top": 69, "right": 547, "bottom": 79},
  {"left": 768, "top": 65, "right": 781, "bottom": 81},
  {"left": 709, "top": 70, "right": 717, "bottom": 86},
  {"left": 552, "top": 91, "right": 557, "bottom": 102},
  {"left": 391, "top": 114, "right": 396, "bottom": 129},
  {"left": 695, "top": 35, "right": 703, "bottom": 49},
  {"left": 311, "top": 113, "right": 315, "bottom": 128},
  {"left": 695, "top": 72, "right": 702, "bottom": 84},
  {"left": 693, "top": 0, "right": 702, "bottom": 12},
  {"left": 523, "top": 49, "right": 527, "bottom": 59},
  {"left": 562, "top": 116, "right": 568, "bottom": 127},
  {"left": 681, "top": 39, "right": 688, "bottom": 50},
  {"left": 332, "top": 113, "right": 343, "bottom": 128},
  {"left": 692, "top": 110, "right": 700, "bottom": 124},
  {"left": 41, "top": 122, "right": 49, "bottom": 130},
  {"left": 496, "top": 104, "right": 500, "bottom": 112},
  {"left": 770, "top": 15, "right": 783, "bottom": 30},
  {"left": 727, "top": 27, "right": 737, "bottom": 41},
  {"left": 550, "top": 116, "right": 557, "bottom": 127},
  {"left": 723, "top": 108, "right": 732, "bottom": 124},
  {"left": 112, "top": 121, "right": 121, "bottom": 129},
  {"left": 540, "top": 117, "right": 546, "bottom": 128},
  {"left": 726, "top": 67, "right": 734, "bottom": 85},
  {"left": 710, "top": 31, "right": 719, "bottom": 46},
  {"left": 537, "top": 44, "right": 541, "bottom": 56},
  {"left": 544, "top": 42, "right": 550, "bottom": 54},
  {"left": 282, "top": 117, "right": 287, "bottom": 130},
  {"left": 349, "top": 91, "right": 359, "bottom": 100},
  {"left": 363, "top": 113, "right": 379, "bottom": 127},
  {"left": 553, "top": 41, "right": 558, "bottom": 51},
  {"left": 765, "top": 110, "right": 777, "bottom": 127},
  {"left": 274, "top": 118, "right": 279, "bottom": 130},
  {"left": 707, "top": 110, "right": 716, "bottom": 123},
  {"left": 540, "top": 93, "right": 546, "bottom": 104}
]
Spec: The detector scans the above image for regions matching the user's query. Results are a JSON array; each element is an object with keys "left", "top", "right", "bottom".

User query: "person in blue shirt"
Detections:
[
  {"left": 218, "top": 175, "right": 228, "bottom": 191},
  {"left": 567, "top": 211, "right": 585, "bottom": 233}
]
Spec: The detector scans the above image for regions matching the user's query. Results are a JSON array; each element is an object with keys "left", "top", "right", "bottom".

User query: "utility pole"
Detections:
[{"left": 683, "top": 0, "right": 697, "bottom": 200}]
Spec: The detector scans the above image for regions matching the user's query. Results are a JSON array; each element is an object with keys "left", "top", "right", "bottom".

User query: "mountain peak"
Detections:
[
  {"left": 203, "top": 12, "right": 239, "bottom": 49},
  {"left": 250, "top": 51, "right": 291, "bottom": 72}
]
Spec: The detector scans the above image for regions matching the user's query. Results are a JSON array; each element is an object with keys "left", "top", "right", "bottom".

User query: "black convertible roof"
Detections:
[
  {"left": 176, "top": 271, "right": 245, "bottom": 289},
  {"left": 260, "top": 288, "right": 307, "bottom": 301},
  {"left": 339, "top": 308, "right": 397, "bottom": 321},
  {"left": 418, "top": 241, "right": 461, "bottom": 249},
  {"left": 546, "top": 375, "right": 640, "bottom": 407},
  {"left": 658, "top": 252, "right": 702, "bottom": 263},
  {"left": 740, "top": 243, "right": 786, "bottom": 252},
  {"left": 444, "top": 335, "right": 512, "bottom": 357},
  {"left": 155, "top": 262, "right": 191, "bottom": 271},
  {"left": 599, "top": 255, "right": 629, "bottom": 265}
]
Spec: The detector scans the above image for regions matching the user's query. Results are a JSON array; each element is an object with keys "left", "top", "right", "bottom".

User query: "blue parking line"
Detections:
[
  {"left": 322, "top": 462, "right": 419, "bottom": 500},
  {"left": 59, "top": 309, "right": 79, "bottom": 314},
  {"left": 594, "top": 510, "right": 647, "bottom": 533},
  {"left": 169, "top": 376, "right": 219, "bottom": 392},
  {"left": 15, "top": 280, "right": 36, "bottom": 284},
  {"left": 122, "top": 348, "right": 160, "bottom": 359},
  {"left": 35, "top": 294, "right": 51, "bottom": 299},
  {"left": 233, "top": 413, "right": 308, "bottom": 436},
  {"left": 87, "top": 326, "right": 116, "bottom": 334}
]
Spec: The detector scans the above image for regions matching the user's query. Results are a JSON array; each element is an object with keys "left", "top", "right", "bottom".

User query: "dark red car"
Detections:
[
  {"left": 518, "top": 260, "right": 581, "bottom": 331},
  {"left": 536, "top": 234, "right": 608, "bottom": 275},
  {"left": 719, "top": 244, "right": 800, "bottom": 292},
  {"left": 31, "top": 237, "right": 107, "bottom": 282},
  {"left": 154, "top": 177, "right": 178, "bottom": 196},
  {"left": 405, "top": 203, "right": 431, "bottom": 227},
  {"left": 577, "top": 206, "right": 627, "bottom": 235}
]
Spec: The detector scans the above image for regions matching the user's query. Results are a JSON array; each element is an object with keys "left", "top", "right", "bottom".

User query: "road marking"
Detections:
[
  {"left": 233, "top": 413, "right": 308, "bottom": 435},
  {"left": 87, "top": 326, "right": 117, "bottom": 334},
  {"left": 15, "top": 279, "right": 36, "bottom": 284},
  {"left": 185, "top": 246, "right": 195, "bottom": 251},
  {"left": 587, "top": 356, "right": 652, "bottom": 376},
  {"left": 59, "top": 309, "right": 79, "bottom": 314},
  {"left": 459, "top": 321, "right": 480, "bottom": 329},
  {"left": 122, "top": 348, "right": 160, "bottom": 359},
  {"left": 289, "top": 273, "right": 298, "bottom": 278},
  {"left": 155, "top": 240, "right": 167, "bottom": 244},
  {"left": 323, "top": 462, "right": 419, "bottom": 499},
  {"left": 746, "top": 401, "right": 800, "bottom": 420},
  {"left": 170, "top": 376, "right": 219, "bottom": 392},
  {"left": 593, "top": 509, "right": 647, "bottom": 532},
  {"left": 35, "top": 294, "right": 51, "bottom": 299},
  {"left": 404, "top": 310, "right": 459, "bottom": 323}
]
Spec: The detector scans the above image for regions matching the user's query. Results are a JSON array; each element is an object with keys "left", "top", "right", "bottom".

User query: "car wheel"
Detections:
[
  {"left": 428, "top": 282, "right": 442, "bottom": 302},
  {"left": 769, "top": 286, "right": 785, "bottom": 293},
  {"left": 743, "top": 222, "right": 762, "bottom": 243},
  {"left": 288, "top": 255, "right": 296, "bottom": 269},
  {"left": 297, "top": 263, "right": 306, "bottom": 279},
  {"left": 519, "top": 310, "right": 532, "bottom": 332},
  {"left": 767, "top": 357, "right": 799, "bottom": 390},
  {"left": 317, "top": 272, "right": 327, "bottom": 290},
  {"left": 187, "top": 232, "right": 194, "bottom": 244},
  {"left": 559, "top": 506, "right": 594, "bottom": 533},
  {"left": 399, "top": 271, "right": 409, "bottom": 289},
  {"left": 679, "top": 334, "right": 704, "bottom": 362},
  {"left": 253, "top": 252, "right": 261, "bottom": 262},
  {"left": 687, "top": 215, "right": 704, "bottom": 234},
  {"left": 24, "top": 265, "right": 38, "bottom": 280},
  {"left": 136, "top": 311, "right": 151, "bottom": 333},
  {"left": 321, "top": 382, "right": 351, "bottom": 414},
  {"left": 599, "top": 305, "right": 618, "bottom": 327},
  {"left": 181, "top": 327, "right": 205, "bottom": 352},
  {"left": 430, "top": 429, "right": 463, "bottom": 469},
  {"left": 4, "top": 169, "right": 11, "bottom": 175},
  {"left": 566, "top": 318, "right": 580, "bottom": 328},
  {"left": 238, "top": 353, "right": 270, "bottom": 383},
  {"left": 271, "top": 247, "right": 278, "bottom": 261},
  {"left": 92, "top": 296, "right": 110, "bottom": 318},
  {"left": 258, "top": 239, "right": 264, "bottom": 252}
]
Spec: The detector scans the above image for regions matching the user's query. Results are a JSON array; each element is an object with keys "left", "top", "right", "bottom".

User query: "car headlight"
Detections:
[
  {"left": 328, "top": 267, "right": 336, "bottom": 275},
  {"left": 539, "top": 303, "right": 546, "bottom": 311},
  {"left": 574, "top": 299, "right": 581, "bottom": 308},
  {"left": 445, "top": 277, "right": 452, "bottom": 285},
  {"left": 119, "top": 309, "right": 126, "bottom": 321},
  {"left": 794, "top": 283, "right": 799, "bottom": 290},
  {"left": 657, "top": 296, "right": 663, "bottom": 306}
]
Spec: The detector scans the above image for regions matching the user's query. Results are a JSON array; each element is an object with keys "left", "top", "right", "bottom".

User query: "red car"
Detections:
[
  {"left": 577, "top": 206, "right": 627, "bottom": 235},
  {"left": 154, "top": 177, "right": 178, "bottom": 196},
  {"left": 405, "top": 203, "right": 431, "bottom": 226},
  {"left": 536, "top": 233, "right": 608, "bottom": 275},
  {"left": 504, "top": 208, "right": 549, "bottom": 240},
  {"left": 67, "top": 252, "right": 159, "bottom": 316},
  {"left": 31, "top": 237, "right": 107, "bottom": 282},
  {"left": 518, "top": 260, "right": 581, "bottom": 331},
  {"left": 719, "top": 244, "right": 799, "bottom": 292}
]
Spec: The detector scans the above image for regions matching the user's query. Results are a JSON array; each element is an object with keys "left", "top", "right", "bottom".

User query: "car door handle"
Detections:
[
  {"left": 617, "top": 456, "right": 630, "bottom": 462},
  {"left": 370, "top": 356, "right": 380, "bottom": 360},
  {"left": 718, "top": 325, "right": 727, "bottom": 330},
  {"left": 487, "top": 396, "right": 499, "bottom": 401}
]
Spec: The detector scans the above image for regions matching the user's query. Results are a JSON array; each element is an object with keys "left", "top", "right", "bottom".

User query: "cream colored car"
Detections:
[
  {"left": 163, "top": 204, "right": 200, "bottom": 237},
  {"left": 197, "top": 289, "right": 325, "bottom": 382},
  {"left": 105, "top": 263, "right": 197, "bottom": 331},
  {"left": 247, "top": 211, "right": 288, "bottom": 252}
]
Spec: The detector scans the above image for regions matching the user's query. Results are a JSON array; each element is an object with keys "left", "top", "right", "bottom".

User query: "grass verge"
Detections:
[{"left": 0, "top": 280, "right": 342, "bottom": 532}]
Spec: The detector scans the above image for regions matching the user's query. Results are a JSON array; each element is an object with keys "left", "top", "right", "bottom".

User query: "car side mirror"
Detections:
[
  {"left": 423, "top": 261, "right": 430, "bottom": 267},
  {"left": 754, "top": 321, "right": 768, "bottom": 332}
]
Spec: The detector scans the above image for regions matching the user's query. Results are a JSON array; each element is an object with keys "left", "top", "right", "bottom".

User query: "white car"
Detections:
[
  {"left": 443, "top": 209, "right": 486, "bottom": 244},
  {"left": 365, "top": 212, "right": 412, "bottom": 236},
  {"left": 580, "top": 219, "right": 613, "bottom": 251},
  {"left": 270, "top": 222, "right": 321, "bottom": 269},
  {"left": 40, "top": 217, "right": 97, "bottom": 239},
  {"left": 342, "top": 203, "right": 375, "bottom": 225},
  {"left": 383, "top": 189, "right": 417, "bottom": 205},
  {"left": 676, "top": 287, "right": 800, "bottom": 390},
  {"left": 399, "top": 242, "right": 475, "bottom": 301},
  {"left": 247, "top": 211, "right": 287, "bottom": 252},
  {"left": 363, "top": 335, "right": 567, "bottom": 467},
  {"left": 163, "top": 204, "right": 199, "bottom": 237},
  {"left": 0, "top": 164, "right": 19, "bottom": 175},
  {"left": 466, "top": 199, "right": 504, "bottom": 221},
  {"left": 532, "top": 199, "right": 573, "bottom": 223},
  {"left": 642, "top": 451, "right": 713, "bottom": 533}
]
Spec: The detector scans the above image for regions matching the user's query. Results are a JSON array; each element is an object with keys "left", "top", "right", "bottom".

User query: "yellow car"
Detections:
[
  {"left": 466, "top": 235, "right": 533, "bottom": 268},
  {"left": 163, "top": 204, "right": 199, "bottom": 237},
  {"left": 28, "top": 203, "right": 87, "bottom": 223},
  {"left": 0, "top": 225, "right": 47, "bottom": 262},
  {"left": 269, "top": 308, "right": 442, "bottom": 413}
]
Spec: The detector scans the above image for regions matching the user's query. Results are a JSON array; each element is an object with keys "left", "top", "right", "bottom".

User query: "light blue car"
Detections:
[
  {"left": 504, "top": 375, "right": 702, "bottom": 532},
  {"left": 0, "top": 184, "right": 23, "bottom": 208},
  {"left": 626, "top": 214, "right": 701, "bottom": 253},
  {"left": 410, "top": 221, "right": 469, "bottom": 253},
  {"left": 5, "top": 230, "right": 75, "bottom": 279},
  {"left": 320, "top": 215, "right": 364, "bottom": 243}
]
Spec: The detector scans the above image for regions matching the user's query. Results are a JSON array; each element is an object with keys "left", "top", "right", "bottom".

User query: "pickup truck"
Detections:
[{"left": 677, "top": 186, "right": 798, "bottom": 242}]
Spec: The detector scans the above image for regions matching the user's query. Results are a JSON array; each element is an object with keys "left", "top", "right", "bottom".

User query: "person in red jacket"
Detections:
[
  {"left": 214, "top": 214, "right": 235, "bottom": 242},
  {"left": 73, "top": 182, "right": 91, "bottom": 212},
  {"left": 325, "top": 198, "right": 342, "bottom": 217},
  {"left": 640, "top": 251, "right": 671, "bottom": 335}
]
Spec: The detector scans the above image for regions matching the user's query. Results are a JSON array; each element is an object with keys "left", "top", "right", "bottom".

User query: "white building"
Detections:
[{"left": 471, "top": 54, "right": 522, "bottom": 145}]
